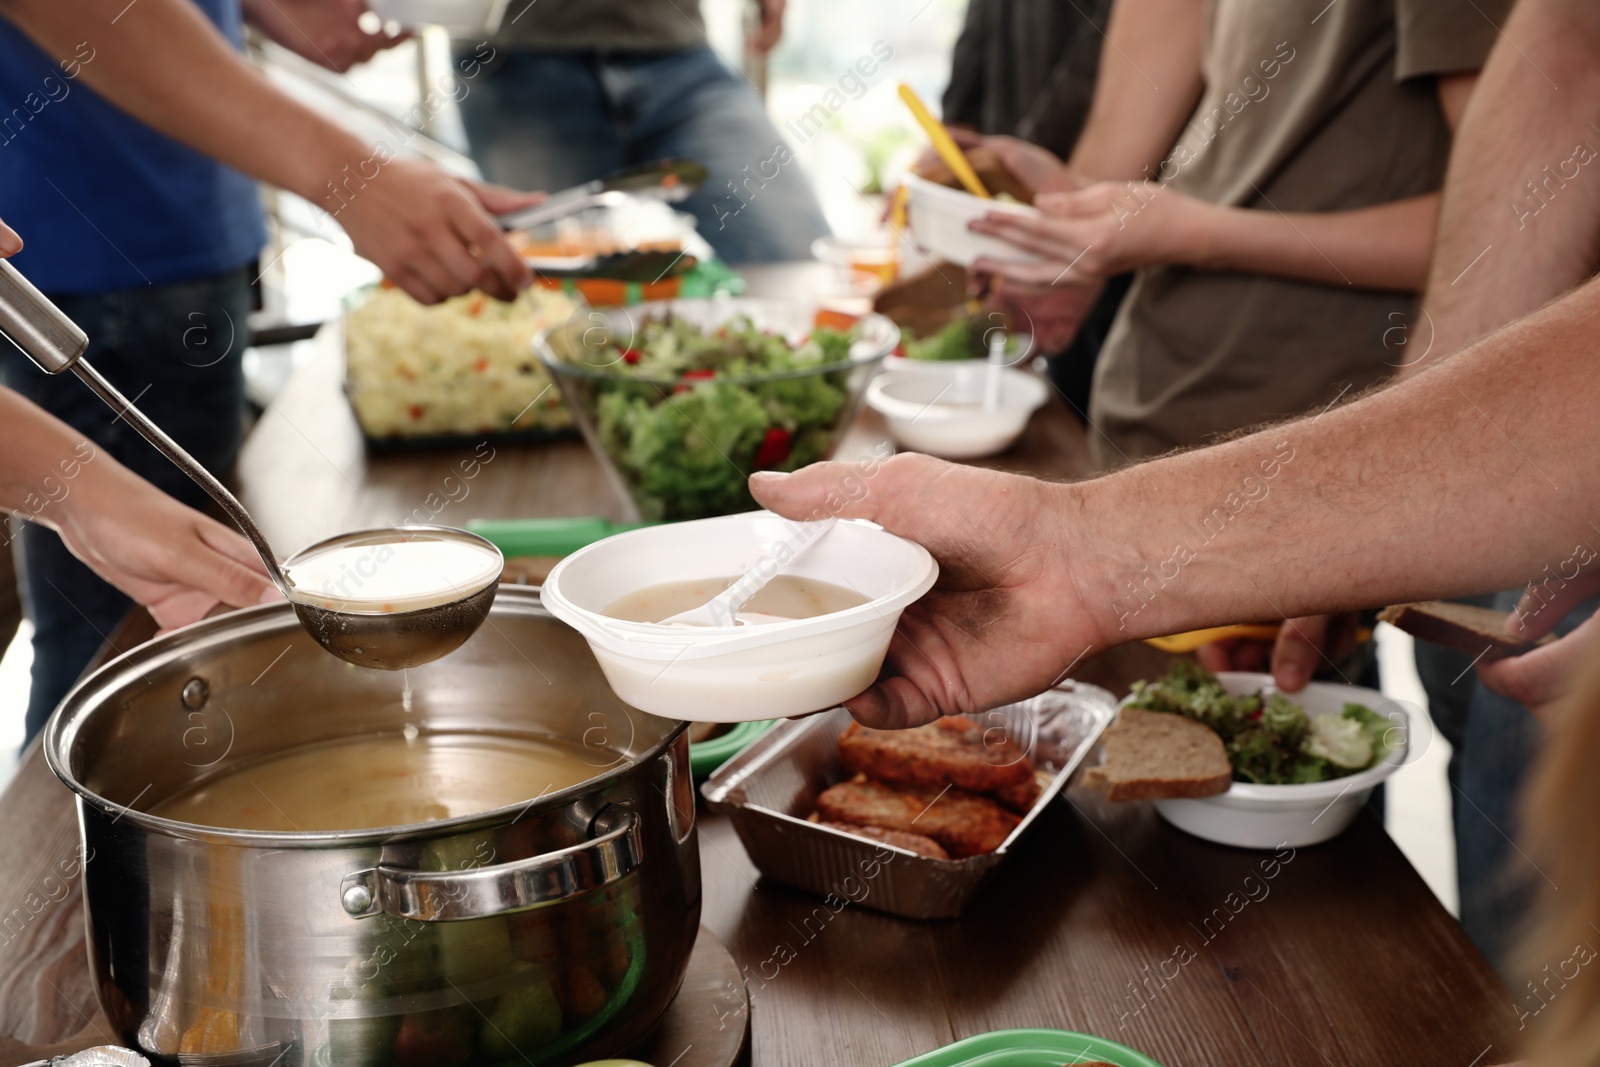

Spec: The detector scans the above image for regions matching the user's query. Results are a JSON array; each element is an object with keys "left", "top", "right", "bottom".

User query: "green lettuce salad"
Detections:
[
  {"left": 1126, "top": 662, "right": 1399, "bottom": 785},
  {"left": 560, "top": 314, "right": 861, "bottom": 521}
]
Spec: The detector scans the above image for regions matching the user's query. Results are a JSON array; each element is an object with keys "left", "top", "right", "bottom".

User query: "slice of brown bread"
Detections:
[
  {"left": 1378, "top": 601, "right": 1552, "bottom": 659},
  {"left": 1081, "top": 708, "right": 1233, "bottom": 802}
]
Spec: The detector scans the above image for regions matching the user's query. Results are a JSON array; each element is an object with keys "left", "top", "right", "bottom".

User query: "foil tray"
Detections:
[{"left": 699, "top": 681, "right": 1117, "bottom": 920}]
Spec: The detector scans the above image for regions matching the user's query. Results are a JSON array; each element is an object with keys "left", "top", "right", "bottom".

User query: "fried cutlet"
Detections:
[
  {"left": 838, "top": 718, "right": 1034, "bottom": 793},
  {"left": 816, "top": 821, "right": 951, "bottom": 860},
  {"left": 990, "top": 771, "right": 1043, "bottom": 815},
  {"left": 815, "top": 778, "right": 1020, "bottom": 858}
]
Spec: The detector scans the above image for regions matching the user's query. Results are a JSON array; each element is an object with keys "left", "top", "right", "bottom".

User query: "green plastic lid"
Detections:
[
  {"left": 690, "top": 719, "right": 778, "bottom": 778},
  {"left": 890, "top": 1029, "right": 1164, "bottom": 1067}
]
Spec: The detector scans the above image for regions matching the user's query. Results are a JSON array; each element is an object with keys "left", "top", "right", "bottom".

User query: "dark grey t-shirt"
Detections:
[
  {"left": 1088, "top": 0, "right": 1509, "bottom": 468},
  {"left": 492, "top": 0, "right": 706, "bottom": 50}
]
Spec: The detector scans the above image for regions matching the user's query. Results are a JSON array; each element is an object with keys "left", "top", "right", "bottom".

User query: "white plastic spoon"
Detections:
[
  {"left": 984, "top": 328, "right": 1006, "bottom": 410},
  {"left": 660, "top": 517, "right": 838, "bottom": 627}
]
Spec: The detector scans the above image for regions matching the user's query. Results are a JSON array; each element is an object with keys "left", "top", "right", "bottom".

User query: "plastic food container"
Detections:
[
  {"left": 700, "top": 682, "right": 1118, "bottom": 919},
  {"left": 867, "top": 365, "right": 1049, "bottom": 459},
  {"left": 535, "top": 298, "right": 897, "bottom": 522},
  {"left": 812, "top": 234, "right": 900, "bottom": 295},
  {"left": 890, "top": 1028, "right": 1164, "bottom": 1067},
  {"left": 1132, "top": 672, "right": 1414, "bottom": 849},
  {"left": 540, "top": 511, "right": 938, "bottom": 721},
  {"left": 902, "top": 173, "right": 1043, "bottom": 267},
  {"left": 340, "top": 284, "right": 578, "bottom": 448},
  {"left": 366, "top": 0, "right": 508, "bottom": 33}
]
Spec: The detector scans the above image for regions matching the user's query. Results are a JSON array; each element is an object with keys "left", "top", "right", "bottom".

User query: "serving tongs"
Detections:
[
  {"left": 0, "top": 259, "right": 501, "bottom": 670},
  {"left": 496, "top": 157, "right": 708, "bottom": 233}
]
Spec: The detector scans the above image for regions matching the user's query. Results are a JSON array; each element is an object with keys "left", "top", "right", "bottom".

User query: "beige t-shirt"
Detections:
[{"left": 1088, "top": 0, "right": 1509, "bottom": 468}]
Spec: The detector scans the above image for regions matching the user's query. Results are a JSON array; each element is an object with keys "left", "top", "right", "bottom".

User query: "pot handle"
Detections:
[{"left": 339, "top": 807, "right": 641, "bottom": 922}]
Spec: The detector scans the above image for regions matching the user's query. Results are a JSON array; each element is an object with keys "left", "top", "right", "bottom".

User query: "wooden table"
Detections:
[{"left": 0, "top": 266, "right": 1517, "bottom": 1066}]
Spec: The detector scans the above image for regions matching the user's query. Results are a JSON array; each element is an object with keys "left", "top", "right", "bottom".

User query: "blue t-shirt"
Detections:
[{"left": 0, "top": 1, "right": 267, "bottom": 294}]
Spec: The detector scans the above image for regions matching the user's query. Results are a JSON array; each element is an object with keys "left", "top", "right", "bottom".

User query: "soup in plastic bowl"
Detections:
[{"left": 540, "top": 511, "right": 938, "bottom": 721}]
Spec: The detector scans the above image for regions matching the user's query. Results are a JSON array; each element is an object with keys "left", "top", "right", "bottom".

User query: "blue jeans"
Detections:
[
  {"left": 1415, "top": 590, "right": 1582, "bottom": 982},
  {"left": 457, "top": 46, "right": 831, "bottom": 264},
  {"left": 1, "top": 266, "right": 250, "bottom": 744}
]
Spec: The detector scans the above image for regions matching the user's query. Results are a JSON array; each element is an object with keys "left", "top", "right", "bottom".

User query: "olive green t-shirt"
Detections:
[
  {"left": 492, "top": 0, "right": 706, "bottom": 51},
  {"left": 1088, "top": 0, "right": 1510, "bottom": 468}
]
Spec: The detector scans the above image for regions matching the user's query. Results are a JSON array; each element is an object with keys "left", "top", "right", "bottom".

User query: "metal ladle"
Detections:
[{"left": 0, "top": 259, "right": 500, "bottom": 670}]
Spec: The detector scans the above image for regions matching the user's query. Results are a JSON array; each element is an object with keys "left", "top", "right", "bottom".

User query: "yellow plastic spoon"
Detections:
[
  {"left": 1145, "top": 623, "right": 1373, "bottom": 655},
  {"left": 897, "top": 83, "right": 991, "bottom": 199}
]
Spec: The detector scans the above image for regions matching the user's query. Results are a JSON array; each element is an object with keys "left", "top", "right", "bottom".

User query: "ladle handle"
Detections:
[
  {"left": 67, "top": 362, "right": 294, "bottom": 598},
  {"left": 0, "top": 259, "right": 293, "bottom": 599},
  {"left": 0, "top": 258, "right": 89, "bottom": 372}
]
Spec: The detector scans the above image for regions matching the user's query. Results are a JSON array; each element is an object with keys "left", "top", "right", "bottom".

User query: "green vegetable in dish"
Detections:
[
  {"left": 900, "top": 315, "right": 1030, "bottom": 362},
  {"left": 564, "top": 314, "right": 863, "bottom": 521},
  {"left": 1126, "top": 662, "right": 1397, "bottom": 785},
  {"left": 903, "top": 318, "right": 976, "bottom": 362}
]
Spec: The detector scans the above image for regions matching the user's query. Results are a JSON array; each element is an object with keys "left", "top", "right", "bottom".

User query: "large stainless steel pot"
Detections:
[{"left": 44, "top": 587, "right": 701, "bottom": 1067}]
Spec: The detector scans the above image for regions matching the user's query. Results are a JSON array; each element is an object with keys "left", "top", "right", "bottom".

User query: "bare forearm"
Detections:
[
  {"left": 0, "top": 388, "right": 101, "bottom": 531},
  {"left": 1070, "top": 274, "right": 1600, "bottom": 641},
  {"left": 1413, "top": 0, "right": 1600, "bottom": 372},
  {"left": 0, "top": 0, "right": 366, "bottom": 206},
  {"left": 1066, "top": 0, "right": 1205, "bottom": 180},
  {"left": 1192, "top": 195, "right": 1437, "bottom": 291}
]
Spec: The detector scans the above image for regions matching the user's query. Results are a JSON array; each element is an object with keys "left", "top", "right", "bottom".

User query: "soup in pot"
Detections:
[{"left": 149, "top": 731, "right": 610, "bottom": 832}]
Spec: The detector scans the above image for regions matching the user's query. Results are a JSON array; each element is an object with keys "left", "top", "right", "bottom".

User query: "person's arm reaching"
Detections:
[
  {"left": 975, "top": 71, "right": 1475, "bottom": 292},
  {"left": 973, "top": 188, "right": 1439, "bottom": 290},
  {"left": 0, "top": 388, "right": 276, "bottom": 629},
  {"left": 1063, "top": 0, "right": 1205, "bottom": 181},
  {"left": 240, "top": 0, "right": 408, "bottom": 73},
  {"left": 0, "top": 0, "right": 536, "bottom": 304},
  {"left": 1405, "top": 0, "right": 1600, "bottom": 374},
  {"left": 751, "top": 273, "right": 1600, "bottom": 727}
]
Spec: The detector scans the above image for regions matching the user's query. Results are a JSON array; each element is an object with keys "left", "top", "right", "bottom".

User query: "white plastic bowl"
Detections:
[
  {"left": 866, "top": 364, "right": 1049, "bottom": 459},
  {"left": 367, "top": 0, "right": 508, "bottom": 34},
  {"left": 1128, "top": 673, "right": 1413, "bottom": 849},
  {"left": 902, "top": 173, "right": 1042, "bottom": 267},
  {"left": 540, "top": 512, "right": 938, "bottom": 722}
]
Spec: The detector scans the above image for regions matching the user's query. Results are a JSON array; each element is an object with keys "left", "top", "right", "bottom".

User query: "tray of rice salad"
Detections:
[{"left": 340, "top": 282, "right": 581, "bottom": 450}]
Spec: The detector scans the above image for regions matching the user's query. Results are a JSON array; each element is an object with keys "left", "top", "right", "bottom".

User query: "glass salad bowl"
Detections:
[{"left": 534, "top": 298, "right": 898, "bottom": 522}]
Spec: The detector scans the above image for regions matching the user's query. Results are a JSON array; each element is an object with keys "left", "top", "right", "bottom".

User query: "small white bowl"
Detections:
[
  {"left": 902, "top": 173, "right": 1042, "bottom": 267},
  {"left": 540, "top": 512, "right": 938, "bottom": 722},
  {"left": 866, "top": 365, "right": 1049, "bottom": 459},
  {"left": 1128, "top": 673, "right": 1413, "bottom": 849},
  {"left": 367, "top": 0, "right": 508, "bottom": 34}
]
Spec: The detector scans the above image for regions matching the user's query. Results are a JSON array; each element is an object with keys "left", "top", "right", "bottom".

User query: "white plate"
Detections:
[{"left": 1116, "top": 672, "right": 1415, "bottom": 849}]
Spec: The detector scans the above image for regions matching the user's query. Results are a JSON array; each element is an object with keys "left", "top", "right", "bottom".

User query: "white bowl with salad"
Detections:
[
  {"left": 535, "top": 299, "right": 896, "bottom": 522},
  {"left": 1122, "top": 669, "right": 1413, "bottom": 849}
]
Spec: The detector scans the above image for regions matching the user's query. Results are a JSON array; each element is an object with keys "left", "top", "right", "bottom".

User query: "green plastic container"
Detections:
[
  {"left": 890, "top": 1029, "right": 1164, "bottom": 1067},
  {"left": 688, "top": 719, "right": 778, "bottom": 779},
  {"left": 469, "top": 516, "right": 655, "bottom": 559}
]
